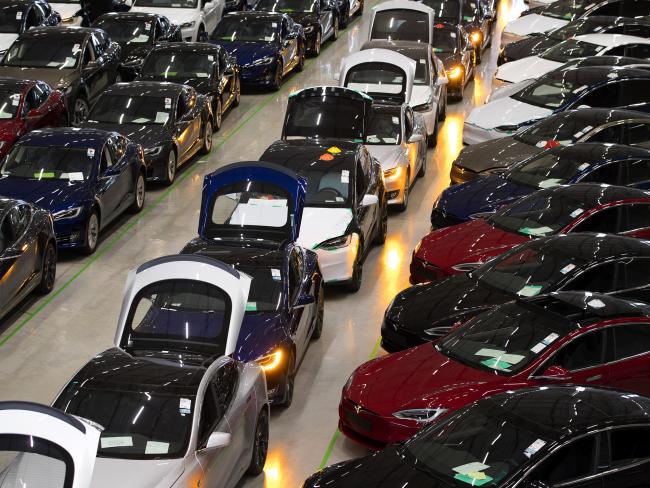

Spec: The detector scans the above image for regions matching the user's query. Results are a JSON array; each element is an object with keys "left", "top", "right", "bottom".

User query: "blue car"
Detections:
[
  {"left": 433, "top": 143, "right": 650, "bottom": 227},
  {"left": 0, "top": 128, "right": 147, "bottom": 253},
  {"left": 209, "top": 11, "right": 305, "bottom": 90},
  {"left": 182, "top": 161, "right": 324, "bottom": 407}
]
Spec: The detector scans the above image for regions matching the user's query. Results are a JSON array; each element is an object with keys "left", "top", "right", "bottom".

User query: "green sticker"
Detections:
[
  {"left": 35, "top": 172, "right": 55, "bottom": 179},
  {"left": 518, "top": 226, "right": 552, "bottom": 236},
  {"left": 434, "top": 47, "right": 443, "bottom": 52},
  {"left": 161, "top": 71, "right": 177, "bottom": 76},
  {"left": 517, "top": 284, "right": 542, "bottom": 297},
  {"left": 463, "top": 15, "right": 473, "bottom": 20},
  {"left": 245, "top": 302, "right": 257, "bottom": 311},
  {"left": 454, "top": 473, "right": 494, "bottom": 486},
  {"left": 481, "top": 358, "right": 512, "bottom": 371}
]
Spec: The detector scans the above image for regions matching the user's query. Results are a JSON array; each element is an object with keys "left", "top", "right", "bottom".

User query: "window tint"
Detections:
[
  {"left": 622, "top": 160, "right": 650, "bottom": 187},
  {"left": 571, "top": 206, "right": 624, "bottom": 233},
  {"left": 610, "top": 427, "right": 650, "bottom": 467},
  {"left": 613, "top": 323, "right": 650, "bottom": 361},
  {"left": 579, "top": 162, "right": 623, "bottom": 185},
  {"left": 625, "top": 43, "right": 650, "bottom": 59},
  {"left": 100, "top": 146, "right": 112, "bottom": 173},
  {"left": 198, "top": 385, "right": 219, "bottom": 447},
  {"left": 583, "top": 124, "right": 625, "bottom": 144},
  {"left": 213, "top": 362, "right": 238, "bottom": 415},
  {"left": 627, "top": 203, "right": 650, "bottom": 230},
  {"left": 531, "top": 436, "right": 597, "bottom": 484},
  {"left": 551, "top": 330, "right": 607, "bottom": 370},
  {"left": 565, "top": 258, "right": 650, "bottom": 293},
  {"left": 624, "top": 25, "right": 650, "bottom": 38},
  {"left": 579, "top": 80, "right": 650, "bottom": 109},
  {"left": 626, "top": 122, "right": 650, "bottom": 147},
  {"left": 356, "top": 159, "right": 367, "bottom": 199},
  {"left": 82, "top": 43, "right": 94, "bottom": 65}
]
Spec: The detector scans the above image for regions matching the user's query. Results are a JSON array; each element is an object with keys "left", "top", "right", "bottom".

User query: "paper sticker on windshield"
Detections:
[
  {"left": 538, "top": 178, "right": 562, "bottom": 189},
  {"left": 165, "top": 97, "right": 172, "bottom": 109},
  {"left": 476, "top": 349, "right": 524, "bottom": 365},
  {"left": 607, "top": 72, "right": 619, "bottom": 79},
  {"left": 145, "top": 22, "right": 152, "bottom": 30},
  {"left": 480, "top": 358, "right": 513, "bottom": 371},
  {"left": 271, "top": 268, "right": 281, "bottom": 281},
  {"left": 72, "top": 43, "right": 80, "bottom": 53},
  {"left": 179, "top": 397, "right": 191, "bottom": 415},
  {"left": 9, "top": 94, "right": 19, "bottom": 106},
  {"left": 530, "top": 342, "right": 546, "bottom": 354},
  {"left": 519, "top": 226, "right": 553, "bottom": 236},
  {"left": 341, "top": 169, "right": 350, "bottom": 183},
  {"left": 145, "top": 441, "right": 169, "bottom": 454},
  {"left": 450, "top": 32, "right": 457, "bottom": 38},
  {"left": 264, "top": 36, "right": 274, "bottom": 41},
  {"left": 155, "top": 112, "right": 169, "bottom": 124},
  {"left": 453, "top": 462, "right": 493, "bottom": 486},
  {"left": 87, "top": 148, "right": 95, "bottom": 158},
  {"left": 517, "top": 284, "right": 542, "bottom": 297},
  {"left": 542, "top": 333, "right": 559, "bottom": 345},
  {"left": 208, "top": 55, "right": 214, "bottom": 61},
  {"left": 570, "top": 208, "right": 584, "bottom": 218},
  {"left": 560, "top": 263, "right": 576, "bottom": 274},
  {"left": 434, "top": 47, "right": 443, "bottom": 52},
  {"left": 572, "top": 85, "right": 587, "bottom": 94},
  {"left": 272, "top": 22, "right": 278, "bottom": 27},
  {"left": 577, "top": 163, "right": 590, "bottom": 171},
  {"left": 392, "top": 116, "right": 399, "bottom": 124},
  {"left": 101, "top": 436, "right": 133, "bottom": 449},
  {"left": 34, "top": 171, "right": 54, "bottom": 179},
  {"left": 246, "top": 302, "right": 257, "bottom": 311},
  {"left": 67, "top": 172, "right": 84, "bottom": 182},
  {"left": 524, "top": 439, "right": 547, "bottom": 458},
  {"left": 535, "top": 140, "right": 548, "bottom": 148},
  {"left": 16, "top": 11, "right": 22, "bottom": 19},
  {"left": 587, "top": 298, "right": 606, "bottom": 309}
]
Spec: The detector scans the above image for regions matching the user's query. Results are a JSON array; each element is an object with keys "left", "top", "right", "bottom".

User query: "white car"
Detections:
[
  {"left": 368, "top": 0, "right": 435, "bottom": 44},
  {"left": 526, "top": 0, "right": 558, "bottom": 8},
  {"left": 496, "top": 34, "right": 650, "bottom": 85},
  {"left": 49, "top": 0, "right": 82, "bottom": 23},
  {"left": 129, "top": 0, "right": 224, "bottom": 41}
]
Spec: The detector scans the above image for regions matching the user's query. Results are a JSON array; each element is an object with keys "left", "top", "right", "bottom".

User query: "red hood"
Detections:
[
  {"left": 347, "top": 345, "right": 515, "bottom": 415},
  {"left": 416, "top": 219, "right": 528, "bottom": 273}
]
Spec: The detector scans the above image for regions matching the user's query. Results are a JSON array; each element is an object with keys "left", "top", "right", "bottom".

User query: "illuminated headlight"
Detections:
[
  {"left": 250, "top": 56, "right": 275, "bottom": 66},
  {"left": 446, "top": 66, "right": 463, "bottom": 80},
  {"left": 470, "top": 31, "right": 481, "bottom": 45},
  {"left": 304, "top": 25, "right": 315, "bottom": 33},
  {"left": 383, "top": 166, "right": 402, "bottom": 178},
  {"left": 180, "top": 21, "right": 196, "bottom": 29},
  {"left": 53, "top": 207, "right": 82, "bottom": 221},
  {"left": 315, "top": 234, "right": 351, "bottom": 250},
  {"left": 451, "top": 262, "right": 482, "bottom": 272},
  {"left": 393, "top": 408, "right": 448, "bottom": 423},
  {"left": 256, "top": 350, "right": 283, "bottom": 372},
  {"left": 144, "top": 146, "right": 163, "bottom": 156}
]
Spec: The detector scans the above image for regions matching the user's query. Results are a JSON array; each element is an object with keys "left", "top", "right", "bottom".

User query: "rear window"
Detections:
[
  {"left": 370, "top": 10, "right": 429, "bottom": 43},
  {"left": 284, "top": 95, "right": 366, "bottom": 141}
]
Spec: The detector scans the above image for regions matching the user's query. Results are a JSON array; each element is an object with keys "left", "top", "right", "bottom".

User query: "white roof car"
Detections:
[
  {"left": 496, "top": 34, "right": 650, "bottom": 84},
  {"left": 368, "top": 0, "right": 435, "bottom": 45}
]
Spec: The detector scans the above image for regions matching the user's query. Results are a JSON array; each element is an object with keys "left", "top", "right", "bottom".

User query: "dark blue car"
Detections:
[
  {"left": 434, "top": 143, "right": 650, "bottom": 226},
  {"left": 182, "top": 161, "right": 324, "bottom": 407},
  {"left": 209, "top": 11, "right": 305, "bottom": 90},
  {"left": 0, "top": 128, "right": 146, "bottom": 253}
]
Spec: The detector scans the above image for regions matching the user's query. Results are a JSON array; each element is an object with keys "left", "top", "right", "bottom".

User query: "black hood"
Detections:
[
  {"left": 289, "top": 12, "right": 319, "bottom": 26},
  {"left": 82, "top": 122, "right": 170, "bottom": 150},
  {"left": 500, "top": 35, "right": 555, "bottom": 64}
]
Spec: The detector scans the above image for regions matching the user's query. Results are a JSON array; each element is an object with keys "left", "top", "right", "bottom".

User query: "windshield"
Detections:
[
  {"left": 366, "top": 108, "right": 401, "bottom": 144},
  {"left": 0, "top": 7, "right": 23, "bottom": 34},
  {"left": 512, "top": 71, "right": 587, "bottom": 109},
  {"left": 549, "top": 18, "right": 605, "bottom": 41},
  {"left": 402, "top": 400, "right": 552, "bottom": 485},
  {"left": 488, "top": 191, "right": 585, "bottom": 237},
  {"left": 506, "top": 151, "right": 594, "bottom": 188},
  {"left": 94, "top": 19, "right": 153, "bottom": 44},
  {"left": 543, "top": 0, "right": 589, "bottom": 20},
  {"left": 255, "top": 0, "right": 317, "bottom": 12},
  {"left": 299, "top": 164, "right": 352, "bottom": 207},
  {"left": 284, "top": 96, "right": 366, "bottom": 141},
  {"left": 345, "top": 64, "right": 406, "bottom": 97},
  {"left": 54, "top": 388, "right": 192, "bottom": 460},
  {"left": 2, "top": 37, "right": 81, "bottom": 69},
  {"left": 87, "top": 94, "right": 172, "bottom": 125},
  {"left": 541, "top": 39, "right": 606, "bottom": 63},
  {"left": 142, "top": 52, "right": 214, "bottom": 79},
  {"left": 432, "top": 26, "right": 459, "bottom": 53},
  {"left": 1, "top": 146, "right": 94, "bottom": 181},
  {"left": 212, "top": 16, "right": 280, "bottom": 41},
  {"left": 371, "top": 10, "right": 430, "bottom": 43},
  {"left": 461, "top": 0, "right": 479, "bottom": 21},
  {"left": 243, "top": 267, "right": 284, "bottom": 312},
  {"left": 514, "top": 112, "right": 599, "bottom": 146},
  {"left": 420, "top": 0, "right": 459, "bottom": 21},
  {"left": 134, "top": 0, "right": 198, "bottom": 7}
]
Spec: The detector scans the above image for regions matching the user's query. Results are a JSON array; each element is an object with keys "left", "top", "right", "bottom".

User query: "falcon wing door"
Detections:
[
  {"left": 115, "top": 255, "right": 251, "bottom": 357},
  {"left": 339, "top": 48, "right": 415, "bottom": 104},
  {"left": 0, "top": 401, "right": 101, "bottom": 488},
  {"left": 368, "top": 0, "right": 435, "bottom": 44}
]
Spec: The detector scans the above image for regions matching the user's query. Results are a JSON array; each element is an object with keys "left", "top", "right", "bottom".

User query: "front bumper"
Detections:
[
  {"left": 53, "top": 215, "right": 88, "bottom": 249},
  {"left": 315, "top": 233, "right": 359, "bottom": 283},
  {"left": 240, "top": 63, "right": 277, "bottom": 85},
  {"left": 383, "top": 167, "right": 408, "bottom": 205},
  {"left": 463, "top": 122, "right": 507, "bottom": 145},
  {"left": 449, "top": 163, "right": 481, "bottom": 184}
]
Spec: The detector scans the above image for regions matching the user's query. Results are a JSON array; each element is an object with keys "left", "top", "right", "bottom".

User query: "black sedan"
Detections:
[
  {"left": 382, "top": 233, "right": 650, "bottom": 352},
  {"left": 0, "top": 26, "right": 121, "bottom": 125},
  {"left": 431, "top": 22, "right": 475, "bottom": 100},
  {"left": 82, "top": 81, "right": 213, "bottom": 185},
  {"left": 304, "top": 385, "right": 650, "bottom": 488},
  {"left": 138, "top": 42, "right": 240, "bottom": 129},
  {"left": 92, "top": 12, "right": 182, "bottom": 80},
  {"left": 0, "top": 198, "right": 56, "bottom": 321},
  {"left": 0, "top": 0, "right": 60, "bottom": 54}
]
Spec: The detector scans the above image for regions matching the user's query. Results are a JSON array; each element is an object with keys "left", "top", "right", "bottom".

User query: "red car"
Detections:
[
  {"left": 339, "top": 291, "right": 650, "bottom": 449},
  {"left": 411, "top": 184, "right": 650, "bottom": 283},
  {"left": 0, "top": 78, "right": 67, "bottom": 159}
]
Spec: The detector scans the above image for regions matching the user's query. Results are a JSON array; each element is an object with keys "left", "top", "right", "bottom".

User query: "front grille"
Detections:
[{"left": 430, "top": 208, "right": 464, "bottom": 228}]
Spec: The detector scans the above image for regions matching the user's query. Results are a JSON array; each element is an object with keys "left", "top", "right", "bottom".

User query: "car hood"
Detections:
[
  {"left": 465, "top": 96, "right": 552, "bottom": 130},
  {"left": 417, "top": 218, "right": 527, "bottom": 268},
  {"left": 434, "top": 51, "right": 460, "bottom": 69},
  {"left": 297, "top": 207, "right": 353, "bottom": 250},
  {"left": 453, "top": 136, "right": 539, "bottom": 173},
  {"left": 367, "top": 144, "right": 405, "bottom": 170},
  {"left": 220, "top": 41, "right": 278, "bottom": 66},
  {"left": 50, "top": 2, "right": 80, "bottom": 18},
  {"left": 130, "top": 6, "right": 196, "bottom": 25},
  {"left": 0, "top": 67, "right": 77, "bottom": 90},
  {"left": 234, "top": 312, "right": 288, "bottom": 362},
  {"left": 289, "top": 12, "right": 320, "bottom": 26},
  {"left": 138, "top": 73, "right": 212, "bottom": 94},
  {"left": 0, "top": 177, "right": 90, "bottom": 212},
  {"left": 83, "top": 122, "right": 168, "bottom": 151},
  {"left": 504, "top": 35, "right": 557, "bottom": 61},
  {"left": 504, "top": 13, "right": 569, "bottom": 37},
  {"left": 90, "top": 457, "right": 184, "bottom": 488},
  {"left": 0, "top": 34, "right": 17, "bottom": 52},
  {"left": 410, "top": 85, "right": 431, "bottom": 107},
  {"left": 496, "top": 56, "right": 562, "bottom": 83},
  {"left": 0, "top": 119, "right": 20, "bottom": 141},
  {"left": 120, "top": 43, "right": 152, "bottom": 62}
]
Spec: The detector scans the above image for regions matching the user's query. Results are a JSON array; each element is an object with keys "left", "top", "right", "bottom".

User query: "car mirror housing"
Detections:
[
  {"left": 436, "top": 76, "right": 448, "bottom": 86},
  {"left": 408, "top": 133, "right": 424, "bottom": 143},
  {"left": 294, "top": 294, "right": 315, "bottom": 308},
  {"left": 539, "top": 365, "right": 569, "bottom": 380},
  {"left": 361, "top": 194, "right": 379, "bottom": 207},
  {"left": 204, "top": 432, "right": 231, "bottom": 449}
]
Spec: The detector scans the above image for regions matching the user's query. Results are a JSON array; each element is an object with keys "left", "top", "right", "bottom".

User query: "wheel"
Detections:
[
  {"left": 81, "top": 210, "right": 99, "bottom": 255},
  {"left": 233, "top": 76, "right": 241, "bottom": 106},
  {"left": 278, "top": 351, "right": 296, "bottom": 407},
  {"left": 469, "top": 65, "right": 475, "bottom": 82},
  {"left": 201, "top": 120, "right": 213, "bottom": 154},
  {"left": 271, "top": 60, "right": 282, "bottom": 91},
  {"left": 418, "top": 150, "right": 427, "bottom": 177},
  {"left": 438, "top": 96, "right": 447, "bottom": 121},
  {"left": 311, "top": 283, "right": 324, "bottom": 340},
  {"left": 310, "top": 30, "right": 321, "bottom": 56},
  {"left": 374, "top": 201, "right": 388, "bottom": 245},
  {"left": 163, "top": 149, "right": 177, "bottom": 186},
  {"left": 130, "top": 172, "right": 145, "bottom": 213},
  {"left": 355, "top": 0, "right": 363, "bottom": 16},
  {"left": 247, "top": 409, "right": 269, "bottom": 475},
  {"left": 36, "top": 241, "right": 56, "bottom": 294},
  {"left": 346, "top": 250, "right": 363, "bottom": 292},
  {"left": 331, "top": 16, "right": 339, "bottom": 41},
  {"left": 72, "top": 96, "right": 89, "bottom": 126},
  {"left": 213, "top": 97, "right": 223, "bottom": 131},
  {"left": 428, "top": 120, "right": 438, "bottom": 148},
  {"left": 296, "top": 43, "right": 306, "bottom": 72},
  {"left": 398, "top": 170, "right": 410, "bottom": 212},
  {"left": 340, "top": 6, "right": 349, "bottom": 28}
]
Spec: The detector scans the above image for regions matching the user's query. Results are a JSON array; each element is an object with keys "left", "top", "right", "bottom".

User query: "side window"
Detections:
[
  {"left": 563, "top": 262, "right": 618, "bottom": 293},
  {"left": 626, "top": 122, "right": 650, "bottom": 147},
  {"left": 571, "top": 206, "right": 624, "bottom": 233},
  {"left": 0, "top": 208, "right": 21, "bottom": 249},
  {"left": 25, "top": 7, "right": 39, "bottom": 29},
  {"left": 106, "top": 137, "right": 121, "bottom": 163},
  {"left": 618, "top": 258, "right": 650, "bottom": 290},
  {"left": 100, "top": 146, "right": 113, "bottom": 173},
  {"left": 175, "top": 95, "right": 186, "bottom": 120},
  {"left": 610, "top": 427, "right": 650, "bottom": 468},
  {"left": 530, "top": 436, "right": 597, "bottom": 485},
  {"left": 626, "top": 203, "right": 650, "bottom": 231},
  {"left": 198, "top": 385, "right": 219, "bottom": 447},
  {"left": 579, "top": 161, "right": 623, "bottom": 185},
  {"left": 82, "top": 42, "right": 95, "bottom": 66},
  {"left": 625, "top": 25, "right": 650, "bottom": 38},
  {"left": 625, "top": 44, "right": 650, "bottom": 59},
  {"left": 289, "top": 249, "right": 301, "bottom": 302},
  {"left": 213, "top": 363, "right": 238, "bottom": 415},
  {"left": 622, "top": 159, "right": 650, "bottom": 187},
  {"left": 23, "top": 88, "right": 38, "bottom": 115},
  {"left": 619, "top": 0, "right": 650, "bottom": 16},
  {"left": 32, "top": 84, "right": 47, "bottom": 107},
  {"left": 590, "top": 2, "right": 623, "bottom": 16},
  {"left": 90, "top": 34, "right": 103, "bottom": 57},
  {"left": 583, "top": 124, "right": 625, "bottom": 144},
  {"left": 579, "top": 81, "right": 649, "bottom": 109},
  {"left": 153, "top": 21, "right": 163, "bottom": 40},
  {"left": 355, "top": 160, "right": 366, "bottom": 202},
  {"left": 281, "top": 18, "right": 289, "bottom": 38},
  {"left": 612, "top": 324, "right": 650, "bottom": 362},
  {"left": 550, "top": 330, "right": 607, "bottom": 371}
]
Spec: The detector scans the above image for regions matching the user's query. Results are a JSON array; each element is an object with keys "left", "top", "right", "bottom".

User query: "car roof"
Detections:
[
  {"left": 95, "top": 11, "right": 167, "bottom": 22},
  {"left": 21, "top": 26, "right": 99, "bottom": 40},
  {"left": 105, "top": 80, "right": 186, "bottom": 97},
  {"left": 151, "top": 41, "right": 222, "bottom": 55},
  {"left": 575, "top": 33, "right": 650, "bottom": 47},
  {"left": 545, "top": 65, "right": 650, "bottom": 84},
  {"left": 362, "top": 40, "right": 431, "bottom": 57},
  {"left": 527, "top": 232, "right": 650, "bottom": 263},
  {"left": 17, "top": 127, "right": 113, "bottom": 149},
  {"left": 261, "top": 139, "right": 359, "bottom": 173},
  {"left": 188, "top": 242, "right": 287, "bottom": 270},
  {"left": 225, "top": 10, "right": 285, "bottom": 20},
  {"left": 534, "top": 183, "right": 650, "bottom": 207},
  {"left": 543, "top": 142, "right": 650, "bottom": 162},
  {"left": 546, "top": 108, "right": 650, "bottom": 127}
]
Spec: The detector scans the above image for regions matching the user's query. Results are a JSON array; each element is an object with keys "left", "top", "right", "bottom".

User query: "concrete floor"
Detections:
[{"left": 0, "top": 1, "right": 527, "bottom": 486}]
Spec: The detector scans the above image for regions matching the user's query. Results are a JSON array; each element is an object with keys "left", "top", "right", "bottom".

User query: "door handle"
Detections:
[{"left": 586, "top": 375, "right": 602, "bottom": 382}]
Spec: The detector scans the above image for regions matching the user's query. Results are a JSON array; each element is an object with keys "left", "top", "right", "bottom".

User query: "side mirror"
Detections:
[
  {"left": 539, "top": 365, "right": 569, "bottom": 380},
  {"left": 436, "top": 76, "right": 448, "bottom": 86},
  {"left": 204, "top": 432, "right": 231, "bottom": 449},
  {"left": 294, "top": 294, "right": 315, "bottom": 308},
  {"left": 408, "top": 133, "right": 424, "bottom": 143},
  {"left": 361, "top": 194, "right": 379, "bottom": 206}
]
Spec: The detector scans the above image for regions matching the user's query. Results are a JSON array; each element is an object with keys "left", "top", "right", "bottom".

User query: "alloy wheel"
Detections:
[{"left": 73, "top": 98, "right": 89, "bottom": 126}]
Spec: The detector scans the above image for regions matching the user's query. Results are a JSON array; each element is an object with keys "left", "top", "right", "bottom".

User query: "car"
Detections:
[
  {"left": 0, "top": 197, "right": 56, "bottom": 321},
  {"left": 417, "top": 184, "right": 650, "bottom": 278},
  {"left": 368, "top": 0, "right": 435, "bottom": 45},
  {"left": 253, "top": 0, "right": 339, "bottom": 57},
  {"left": 182, "top": 161, "right": 324, "bottom": 406},
  {"left": 502, "top": 0, "right": 650, "bottom": 46},
  {"left": 138, "top": 42, "right": 240, "bottom": 129},
  {"left": 210, "top": 12, "right": 304, "bottom": 89},
  {"left": 92, "top": 12, "right": 182, "bottom": 80},
  {"left": 0, "top": 128, "right": 146, "bottom": 253},
  {"left": 334, "top": 0, "right": 362, "bottom": 29},
  {"left": 498, "top": 15, "right": 650, "bottom": 65},
  {"left": 496, "top": 34, "right": 650, "bottom": 86},
  {"left": 340, "top": 291, "right": 650, "bottom": 449},
  {"left": 261, "top": 139, "right": 387, "bottom": 291},
  {"left": 82, "top": 81, "right": 213, "bottom": 185},
  {"left": 0, "top": 26, "right": 121, "bottom": 126},
  {"left": 463, "top": 66, "right": 650, "bottom": 145},
  {"left": 437, "top": 143, "right": 650, "bottom": 229},
  {"left": 0, "top": 0, "right": 60, "bottom": 53},
  {"left": 452, "top": 108, "right": 650, "bottom": 184},
  {"left": 389, "top": 233, "right": 650, "bottom": 351},
  {"left": 129, "top": 0, "right": 224, "bottom": 42},
  {"left": 359, "top": 41, "right": 449, "bottom": 140},
  {"left": 309, "top": 385, "right": 650, "bottom": 486},
  {"left": 49, "top": 0, "right": 83, "bottom": 24}
]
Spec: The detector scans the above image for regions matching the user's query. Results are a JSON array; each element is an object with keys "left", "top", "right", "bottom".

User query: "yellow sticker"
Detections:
[
  {"left": 327, "top": 146, "right": 341, "bottom": 154},
  {"left": 468, "top": 472, "right": 487, "bottom": 480}
]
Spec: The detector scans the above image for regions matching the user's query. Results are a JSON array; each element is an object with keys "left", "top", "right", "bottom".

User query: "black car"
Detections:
[
  {"left": 0, "top": 198, "right": 56, "bottom": 321},
  {"left": 82, "top": 81, "right": 213, "bottom": 185},
  {"left": 430, "top": 22, "right": 475, "bottom": 100},
  {"left": 0, "top": 0, "right": 60, "bottom": 54},
  {"left": 304, "top": 386, "right": 650, "bottom": 488},
  {"left": 138, "top": 42, "right": 240, "bottom": 130},
  {"left": 253, "top": 0, "right": 340, "bottom": 56},
  {"left": 92, "top": 12, "right": 182, "bottom": 80},
  {"left": 382, "top": 233, "right": 650, "bottom": 352},
  {"left": 0, "top": 26, "right": 121, "bottom": 125},
  {"left": 499, "top": 15, "right": 650, "bottom": 65}
]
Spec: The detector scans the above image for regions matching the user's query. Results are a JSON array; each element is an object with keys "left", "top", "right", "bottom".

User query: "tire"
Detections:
[
  {"left": 163, "top": 149, "right": 177, "bottom": 186},
  {"left": 374, "top": 202, "right": 388, "bottom": 245},
  {"left": 214, "top": 96, "right": 223, "bottom": 131},
  {"left": 81, "top": 210, "right": 99, "bottom": 255},
  {"left": 296, "top": 42, "right": 306, "bottom": 72},
  {"left": 438, "top": 96, "right": 447, "bottom": 121},
  {"left": 311, "top": 283, "right": 324, "bottom": 340},
  {"left": 309, "top": 30, "right": 321, "bottom": 56},
  {"left": 331, "top": 16, "right": 339, "bottom": 41},
  {"left": 130, "top": 171, "right": 145, "bottom": 213},
  {"left": 355, "top": 0, "right": 363, "bottom": 16},
  {"left": 201, "top": 120, "right": 213, "bottom": 154},
  {"left": 340, "top": 6, "right": 349, "bottom": 28},
  {"left": 271, "top": 60, "right": 282, "bottom": 91},
  {"left": 197, "top": 25, "right": 206, "bottom": 42},
  {"left": 36, "top": 241, "right": 56, "bottom": 295},
  {"left": 247, "top": 409, "right": 269, "bottom": 475},
  {"left": 398, "top": 170, "right": 410, "bottom": 212},
  {"left": 233, "top": 76, "right": 241, "bottom": 106},
  {"left": 278, "top": 351, "right": 296, "bottom": 407},
  {"left": 346, "top": 250, "right": 363, "bottom": 292},
  {"left": 428, "top": 121, "right": 438, "bottom": 148},
  {"left": 72, "top": 96, "right": 89, "bottom": 126},
  {"left": 418, "top": 150, "right": 427, "bottom": 177}
]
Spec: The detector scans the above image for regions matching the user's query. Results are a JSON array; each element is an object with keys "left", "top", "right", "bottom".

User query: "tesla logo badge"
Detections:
[{"left": 355, "top": 405, "right": 362, "bottom": 414}]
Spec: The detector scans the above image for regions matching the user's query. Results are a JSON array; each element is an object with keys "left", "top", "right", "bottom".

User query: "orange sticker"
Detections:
[{"left": 320, "top": 153, "right": 335, "bottom": 161}]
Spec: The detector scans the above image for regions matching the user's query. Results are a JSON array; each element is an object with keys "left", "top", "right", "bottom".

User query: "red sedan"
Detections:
[
  {"left": 0, "top": 78, "right": 67, "bottom": 159},
  {"left": 410, "top": 184, "right": 650, "bottom": 283},
  {"left": 339, "top": 292, "right": 650, "bottom": 449}
]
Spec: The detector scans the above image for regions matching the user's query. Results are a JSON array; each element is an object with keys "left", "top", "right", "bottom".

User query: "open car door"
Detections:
[
  {"left": 339, "top": 48, "right": 415, "bottom": 105},
  {"left": 368, "top": 1, "right": 434, "bottom": 45},
  {"left": 0, "top": 401, "right": 101, "bottom": 488},
  {"left": 114, "top": 255, "right": 252, "bottom": 357}
]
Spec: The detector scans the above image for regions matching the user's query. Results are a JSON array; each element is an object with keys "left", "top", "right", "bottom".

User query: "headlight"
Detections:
[
  {"left": 180, "top": 21, "right": 196, "bottom": 29},
  {"left": 315, "top": 234, "right": 352, "bottom": 250},
  {"left": 343, "top": 372, "right": 355, "bottom": 391},
  {"left": 383, "top": 166, "right": 402, "bottom": 178},
  {"left": 256, "top": 350, "right": 284, "bottom": 372},
  {"left": 53, "top": 207, "right": 82, "bottom": 221},
  {"left": 494, "top": 120, "right": 537, "bottom": 133},
  {"left": 304, "top": 25, "right": 315, "bottom": 33},
  {"left": 480, "top": 167, "right": 506, "bottom": 176},
  {"left": 251, "top": 56, "right": 275, "bottom": 66},
  {"left": 446, "top": 66, "right": 463, "bottom": 80},
  {"left": 470, "top": 31, "right": 482, "bottom": 45},
  {"left": 451, "top": 262, "right": 482, "bottom": 272},
  {"left": 393, "top": 408, "right": 448, "bottom": 423},
  {"left": 144, "top": 146, "right": 163, "bottom": 156}
]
